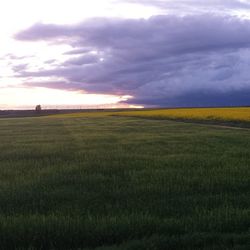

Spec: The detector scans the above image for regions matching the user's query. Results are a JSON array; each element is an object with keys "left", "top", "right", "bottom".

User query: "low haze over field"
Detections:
[{"left": 1, "top": 0, "right": 250, "bottom": 109}]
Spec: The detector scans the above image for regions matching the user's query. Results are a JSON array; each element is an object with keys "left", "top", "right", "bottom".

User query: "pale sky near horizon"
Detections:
[
  {"left": 1, "top": 0, "right": 250, "bottom": 109},
  {"left": 0, "top": 0, "right": 155, "bottom": 109}
]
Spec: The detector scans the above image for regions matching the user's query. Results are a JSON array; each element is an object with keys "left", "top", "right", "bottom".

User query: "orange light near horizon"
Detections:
[
  {"left": 129, "top": 105, "right": 144, "bottom": 109},
  {"left": 0, "top": 87, "right": 137, "bottom": 109}
]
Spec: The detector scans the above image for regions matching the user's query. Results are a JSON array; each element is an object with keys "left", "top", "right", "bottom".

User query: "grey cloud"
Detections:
[
  {"left": 125, "top": 0, "right": 250, "bottom": 13},
  {"left": 14, "top": 14, "right": 250, "bottom": 107},
  {"left": 1, "top": 53, "right": 34, "bottom": 60},
  {"left": 6, "top": 54, "right": 28, "bottom": 60},
  {"left": 63, "top": 54, "right": 100, "bottom": 66},
  {"left": 23, "top": 80, "right": 82, "bottom": 91},
  {"left": 63, "top": 48, "right": 94, "bottom": 55},
  {"left": 12, "top": 63, "right": 29, "bottom": 72},
  {"left": 15, "top": 15, "right": 250, "bottom": 55},
  {"left": 44, "top": 59, "right": 56, "bottom": 64}
]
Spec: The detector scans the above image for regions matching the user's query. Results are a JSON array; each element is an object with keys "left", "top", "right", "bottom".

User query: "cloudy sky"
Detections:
[{"left": 1, "top": 0, "right": 250, "bottom": 109}]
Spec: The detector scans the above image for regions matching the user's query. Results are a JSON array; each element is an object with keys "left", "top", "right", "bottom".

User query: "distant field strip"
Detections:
[
  {"left": 113, "top": 107, "right": 250, "bottom": 123},
  {"left": 48, "top": 111, "right": 113, "bottom": 118}
]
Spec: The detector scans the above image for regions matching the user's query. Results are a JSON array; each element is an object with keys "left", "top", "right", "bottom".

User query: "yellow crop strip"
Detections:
[
  {"left": 47, "top": 107, "right": 250, "bottom": 122},
  {"left": 114, "top": 107, "right": 250, "bottom": 122}
]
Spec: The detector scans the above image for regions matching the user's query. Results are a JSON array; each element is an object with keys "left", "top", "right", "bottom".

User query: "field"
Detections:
[
  {"left": 113, "top": 107, "right": 250, "bottom": 126},
  {"left": 0, "top": 109, "right": 249, "bottom": 249}
]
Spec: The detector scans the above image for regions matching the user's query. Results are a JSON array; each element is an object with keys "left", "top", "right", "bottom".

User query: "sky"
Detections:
[{"left": 1, "top": 0, "right": 250, "bottom": 109}]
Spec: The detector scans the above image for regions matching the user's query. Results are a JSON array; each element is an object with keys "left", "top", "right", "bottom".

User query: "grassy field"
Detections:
[{"left": 0, "top": 111, "right": 249, "bottom": 249}]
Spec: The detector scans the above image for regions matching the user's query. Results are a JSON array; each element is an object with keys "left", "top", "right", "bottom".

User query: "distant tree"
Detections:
[{"left": 35, "top": 105, "right": 42, "bottom": 113}]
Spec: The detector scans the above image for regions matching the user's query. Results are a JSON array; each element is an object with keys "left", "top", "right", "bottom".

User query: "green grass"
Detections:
[{"left": 0, "top": 114, "right": 249, "bottom": 249}]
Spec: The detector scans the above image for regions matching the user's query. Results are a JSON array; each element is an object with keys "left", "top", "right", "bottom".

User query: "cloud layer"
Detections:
[
  {"left": 15, "top": 13, "right": 250, "bottom": 107},
  {"left": 126, "top": 0, "right": 250, "bottom": 13}
]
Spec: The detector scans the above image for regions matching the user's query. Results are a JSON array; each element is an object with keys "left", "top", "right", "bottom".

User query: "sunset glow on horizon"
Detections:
[{"left": 0, "top": 87, "right": 137, "bottom": 110}]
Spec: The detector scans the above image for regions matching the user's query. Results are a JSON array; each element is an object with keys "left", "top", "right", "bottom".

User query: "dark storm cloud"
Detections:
[
  {"left": 124, "top": 89, "right": 250, "bottom": 107},
  {"left": 15, "top": 15, "right": 250, "bottom": 53},
  {"left": 15, "top": 14, "right": 250, "bottom": 107}
]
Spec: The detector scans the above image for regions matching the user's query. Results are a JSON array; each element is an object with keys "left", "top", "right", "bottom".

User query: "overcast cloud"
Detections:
[{"left": 14, "top": 10, "right": 250, "bottom": 107}]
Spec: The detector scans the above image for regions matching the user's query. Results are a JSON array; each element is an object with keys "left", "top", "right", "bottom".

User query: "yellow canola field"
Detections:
[
  {"left": 48, "top": 107, "right": 250, "bottom": 122},
  {"left": 114, "top": 107, "right": 250, "bottom": 122}
]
